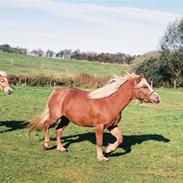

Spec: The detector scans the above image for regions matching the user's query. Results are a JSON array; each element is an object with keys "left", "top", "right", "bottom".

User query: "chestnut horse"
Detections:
[
  {"left": 29, "top": 73, "right": 160, "bottom": 161},
  {"left": 0, "top": 71, "right": 12, "bottom": 95}
]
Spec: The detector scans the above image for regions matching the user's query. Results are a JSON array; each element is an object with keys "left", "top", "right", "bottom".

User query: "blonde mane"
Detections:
[
  {"left": 88, "top": 73, "right": 139, "bottom": 99},
  {"left": 0, "top": 71, "right": 7, "bottom": 77}
]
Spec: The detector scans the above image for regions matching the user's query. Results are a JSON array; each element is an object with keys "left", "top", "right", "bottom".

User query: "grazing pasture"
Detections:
[
  {"left": 0, "top": 86, "right": 183, "bottom": 183},
  {"left": 0, "top": 52, "right": 130, "bottom": 78}
]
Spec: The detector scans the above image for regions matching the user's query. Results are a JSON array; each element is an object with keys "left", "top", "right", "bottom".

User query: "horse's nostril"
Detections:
[
  {"left": 156, "top": 98, "right": 160, "bottom": 104},
  {"left": 7, "top": 90, "right": 12, "bottom": 95}
]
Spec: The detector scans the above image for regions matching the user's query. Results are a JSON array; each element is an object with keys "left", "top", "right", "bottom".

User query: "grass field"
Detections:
[
  {"left": 0, "top": 86, "right": 183, "bottom": 183},
  {"left": 0, "top": 52, "right": 130, "bottom": 78}
]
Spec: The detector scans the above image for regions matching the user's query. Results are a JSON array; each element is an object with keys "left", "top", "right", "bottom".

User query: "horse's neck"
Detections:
[{"left": 107, "top": 81, "right": 133, "bottom": 114}]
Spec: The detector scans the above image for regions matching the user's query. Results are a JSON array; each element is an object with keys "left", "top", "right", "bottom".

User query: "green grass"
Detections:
[
  {"left": 0, "top": 86, "right": 183, "bottom": 183},
  {"left": 0, "top": 52, "right": 130, "bottom": 78}
]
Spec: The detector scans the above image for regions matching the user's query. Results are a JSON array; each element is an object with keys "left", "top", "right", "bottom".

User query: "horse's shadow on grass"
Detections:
[
  {"left": 50, "top": 132, "right": 170, "bottom": 156},
  {"left": 0, "top": 120, "right": 28, "bottom": 133}
]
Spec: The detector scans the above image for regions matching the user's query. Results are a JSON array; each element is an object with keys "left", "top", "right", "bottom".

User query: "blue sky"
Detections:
[{"left": 0, "top": 0, "right": 182, "bottom": 55}]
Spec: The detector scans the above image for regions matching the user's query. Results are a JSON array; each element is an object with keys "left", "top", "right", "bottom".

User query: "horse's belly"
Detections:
[
  {"left": 63, "top": 111, "right": 93, "bottom": 127},
  {"left": 73, "top": 121, "right": 94, "bottom": 127},
  {"left": 63, "top": 102, "right": 115, "bottom": 128},
  {"left": 65, "top": 113, "right": 115, "bottom": 128},
  {"left": 69, "top": 117, "right": 95, "bottom": 127}
]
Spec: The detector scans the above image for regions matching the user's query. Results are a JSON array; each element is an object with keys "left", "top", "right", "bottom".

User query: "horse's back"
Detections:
[
  {"left": 48, "top": 87, "right": 88, "bottom": 109},
  {"left": 54, "top": 87, "right": 88, "bottom": 98}
]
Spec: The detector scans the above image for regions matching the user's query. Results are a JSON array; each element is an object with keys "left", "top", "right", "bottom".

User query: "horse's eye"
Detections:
[{"left": 143, "top": 85, "right": 148, "bottom": 89}]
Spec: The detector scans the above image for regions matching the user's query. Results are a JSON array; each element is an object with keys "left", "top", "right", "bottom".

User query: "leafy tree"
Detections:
[
  {"left": 56, "top": 50, "right": 72, "bottom": 59},
  {"left": 56, "top": 50, "right": 64, "bottom": 58},
  {"left": 0, "top": 44, "right": 13, "bottom": 52},
  {"left": 160, "top": 18, "right": 183, "bottom": 51},
  {"left": 31, "top": 49, "right": 44, "bottom": 57},
  {"left": 46, "top": 50, "right": 54, "bottom": 57},
  {"left": 159, "top": 51, "right": 183, "bottom": 86},
  {"left": 135, "top": 18, "right": 183, "bottom": 87},
  {"left": 71, "top": 49, "right": 81, "bottom": 60},
  {"left": 0, "top": 44, "right": 27, "bottom": 55},
  {"left": 136, "top": 57, "right": 163, "bottom": 87},
  {"left": 159, "top": 17, "right": 183, "bottom": 86}
]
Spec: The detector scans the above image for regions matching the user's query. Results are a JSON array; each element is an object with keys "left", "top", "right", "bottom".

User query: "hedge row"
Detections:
[{"left": 8, "top": 73, "right": 108, "bottom": 88}]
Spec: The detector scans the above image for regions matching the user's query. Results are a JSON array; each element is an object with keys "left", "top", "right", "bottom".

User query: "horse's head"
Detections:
[
  {"left": 0, "top": 71, "right": 12, "bottom": 95},
  {"left": 132, "top": 74, "right": 160, "bottom": 104}
]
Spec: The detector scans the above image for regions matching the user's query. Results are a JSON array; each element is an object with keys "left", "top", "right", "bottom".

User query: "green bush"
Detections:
[
  {"left": 134, "top": 50, "right": 183, "bottom": 87},
  {"left": 135, "top": 57, "right": 163, "bottom": 87}
]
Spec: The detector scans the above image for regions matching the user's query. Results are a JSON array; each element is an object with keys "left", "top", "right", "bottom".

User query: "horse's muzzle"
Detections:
[
  {"left": 7, "top": 89, "right": 12, "bottom": 95},
  {"left": 154, "top": 98, "right": 160, "bottom": 104},
  {"left": 4, "top": 87, "right": 13, "bottom": 95},
  {"left": 150, "top": 93, "right": 160, "bottom": 104}
]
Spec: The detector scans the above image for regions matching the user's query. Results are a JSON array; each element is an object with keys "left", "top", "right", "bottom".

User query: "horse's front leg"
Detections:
[
  {"left": 95, "top": 124, "right": 109, "bottom": 162},
  {"left": 105, "top": 126, "right": 123, "bottom": 154}
]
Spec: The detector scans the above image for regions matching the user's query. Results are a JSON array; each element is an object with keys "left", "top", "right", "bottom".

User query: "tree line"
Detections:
[
  {"left": 1, "top": 17, "right": 183, "bottom": 87},
  {"left": 0, "top": 44, "right": 27, "bottom": 55},
  {"left": 0, "top": 44, "right": 135, "bottom": 64},
  {"left": 135, "top": 17, "right": 183, "bottom": 87}
]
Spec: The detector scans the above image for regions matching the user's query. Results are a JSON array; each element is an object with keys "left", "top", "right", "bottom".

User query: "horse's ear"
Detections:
[
  {"left": 140, "top": 73, "right": 144, "bottom": 78},
  {"left": 136, "top": 74, "right": 144, "bottom": 83}
]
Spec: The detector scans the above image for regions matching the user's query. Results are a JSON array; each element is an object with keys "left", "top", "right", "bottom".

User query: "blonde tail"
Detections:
[{"left": 28, "top": 106, "right": 49, "bottom": 133}]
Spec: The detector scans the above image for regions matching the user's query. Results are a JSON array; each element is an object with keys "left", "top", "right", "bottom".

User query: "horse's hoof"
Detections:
[
  {"left": 98, "top": 157, "right": 109, "bottom": 162},
  {"left": 100, "top": 158, "right": 109, "bottom": 162},
  {"left": 105, "top": 143, "right": 114, "bottom": 154},
  {"left": 43, "top": 144, "right": 49, "bottom": 150},
  {"left": 42, "top": 144, "right": 49, "bottom": 150},
  {"left": 56, "top": 148, "right": 68, "bottom": 152},
  {"left": 105, "top": 148, "right": 112, "bottom": 154}
]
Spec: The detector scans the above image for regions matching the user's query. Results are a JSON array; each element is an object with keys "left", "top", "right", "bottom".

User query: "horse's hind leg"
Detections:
[
  {"left": 105, "top": 126, "right": 123, "bottom": 154},
  {"left": 43, "top": 117, "right": 60, "bottom": 150},
  {"left": 43, "top": 122, "right": 50, "bottom": 149},
  {"left": 56, "top": 116, "right": 70, "bottom": 151}
]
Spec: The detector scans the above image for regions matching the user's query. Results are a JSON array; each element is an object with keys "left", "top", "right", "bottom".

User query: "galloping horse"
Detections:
[
  {"left": 0, "top": 71, "right": 12, "bottom": 95},
  {"left": 29, "top": 73, "right": 160, "bottom": 161}
]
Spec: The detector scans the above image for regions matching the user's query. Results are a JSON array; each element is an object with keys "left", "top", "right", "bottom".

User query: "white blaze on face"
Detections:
[
  {"left": 137, "top": 78, "right": 160, "bottom": 100},
  {"left": 144, "top": 79, "right": 153, "bottom": 92},
  {"left": 137, "top": 78, "right": 152, "bottom": 91}
]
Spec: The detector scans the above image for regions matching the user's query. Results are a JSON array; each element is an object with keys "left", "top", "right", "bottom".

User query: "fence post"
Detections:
[
  {"left": 150, "top": 80, "right": 153, "bottom": 88},
  {"left": 11, "top": 57, "right": 14, "bottom": 66},
  {"left": 174, "top": 80, "right": 176, "bottom": 90}
]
